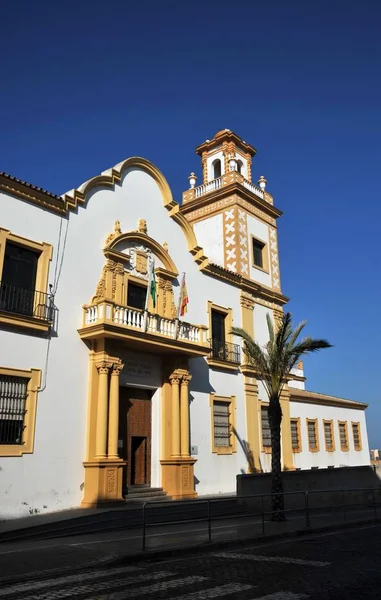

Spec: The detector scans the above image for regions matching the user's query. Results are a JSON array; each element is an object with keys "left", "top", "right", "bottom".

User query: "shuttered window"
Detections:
[
  {"left": 213, "top": 400, "right": 231, "bottom": 448},
  {"left": 352, "top": 422, "right": 361, "bottom": 451},
  {"left": 290, "top": 418, "right": 300, "bottom": 452},
  {"left": 324, "top": 421, "right": 334, "bottom": 451},
  {"left": 0, "top": 375, "right": 28, "bottom": 445},
  {"left": 261, "top": 406, "right": 271, "bottom": 449},
  {"left": 307, "top": 419, "right": 319, "bottom": 451},
  {"left": 339, "top": 422, "right": 349, "bottom": 451}
]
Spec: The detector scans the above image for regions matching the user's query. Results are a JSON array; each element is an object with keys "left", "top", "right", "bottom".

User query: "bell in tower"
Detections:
[{"left": 180, "top": 129, "right": 283, "bottom": 294}]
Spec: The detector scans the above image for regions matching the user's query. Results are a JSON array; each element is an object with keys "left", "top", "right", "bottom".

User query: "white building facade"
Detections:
[{"left": 0, "top": 129, "right": 369, "bottom": 518}]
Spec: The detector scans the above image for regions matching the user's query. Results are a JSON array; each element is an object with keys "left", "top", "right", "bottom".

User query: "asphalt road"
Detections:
[{"left": 0, "top": 523, "right": 381, "bottom": 599}]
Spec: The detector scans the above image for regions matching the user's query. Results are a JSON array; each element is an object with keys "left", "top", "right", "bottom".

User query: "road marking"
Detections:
[
  {"left": 0, "top": 565, "right": 142, "bottom": 596},
  {"left": 86, "top": 576, "right": 208, "bottom": 600},
  {"left": 214, "top": 552, "right": 330, "bottom": 567},
  {"left": 249, "top": 594, "right": 308, "bottom": 599},
  {"left": 7, "top": 571, "right": 174, "bottom": 600},
  {"left": 169, "top": 583, "right": 253, "bottom": 599}
]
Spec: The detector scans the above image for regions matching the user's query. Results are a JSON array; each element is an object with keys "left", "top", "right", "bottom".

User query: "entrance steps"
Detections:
[{"left": 126, "top": 485, "right": 171, "bottom": 502}]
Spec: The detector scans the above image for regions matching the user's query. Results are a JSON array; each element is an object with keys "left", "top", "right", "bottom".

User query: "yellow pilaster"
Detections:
[
  {"left": 170, "top": 372, "right": 181, "bottom": 457},
  {"left": 95, "top": 362, "right": 110, "bottom": 459},
  {"left": 240, "top": 292, "right": 255, "bottom": 366},
  {"left": 244, "top": 377, "right": 262, "bottom": 472},
  {"left": 180, "top": 374, "right": 192, "bottom": 457},
  {"left": 280, "top": 386, "right": 295, "bottom": 471},
  {"left": 108, "top": 362, "right": 123, "bottom": 459}
]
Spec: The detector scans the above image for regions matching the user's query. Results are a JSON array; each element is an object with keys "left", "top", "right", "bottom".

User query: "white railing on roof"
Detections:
[
  {"left": 242, "top": 179, "right": 264, "bottom": 199},
  {"left": 192, "top": 174, "right": 264, "bottom": 200},
  {"left": 194, "top": 177, "right": 223, "bottom": 198}
]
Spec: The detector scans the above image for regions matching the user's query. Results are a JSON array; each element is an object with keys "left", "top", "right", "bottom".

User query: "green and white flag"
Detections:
[{"left": 145, "top": 258, "right": 156, "bottom": 310}]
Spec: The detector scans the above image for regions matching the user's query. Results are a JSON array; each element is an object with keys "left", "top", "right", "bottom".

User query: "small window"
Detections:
[
  {"left": 261, "top": 405, "right": 271, "bottom": 450},
  {"left": 290, "top": 418, "right": 301, "bottom": 452},
  {"left": 127, "top": 283, "right": 146, "bottom": 310},
  {"left": 0, "top": 375, "right": 28, "bottom": 445},
  {"left": 352, "top": 422, "right": 361, "bottom": 451},
  {"left": 237, "top": 160, "right": 243, "bottom": 174},
  {"left": 307, "top": 419, "right": 319, "bottom": 452},
  {"left": 252, "top": 239, "right": 265, "bottom": 269},
  {"left": 339, "top": 421, "right": 349, "bottom": 451},
  {"left": 212, "top": 159, "right": 222, "bottom": 180},
  {"left": 324, "top": 420, "right": 334, "bottom": 452}
]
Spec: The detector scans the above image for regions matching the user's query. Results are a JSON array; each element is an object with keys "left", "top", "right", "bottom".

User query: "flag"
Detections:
[
  {"left": 179, "top": 273, "right": 189, "bottom": 317},
  {"left": 145, "top": 259, "right": 156, "bottom": 310}
]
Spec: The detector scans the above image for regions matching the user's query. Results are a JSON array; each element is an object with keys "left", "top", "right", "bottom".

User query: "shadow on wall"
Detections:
[
  {"left": 189, "top": 357, "right": 215, "bottom": 394},
  {"left": 232, "top": 427, "right": 256, "bottom": 475}
]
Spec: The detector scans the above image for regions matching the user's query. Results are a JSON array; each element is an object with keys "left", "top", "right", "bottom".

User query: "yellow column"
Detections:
[
  {"left": 170, "top": 373, "right": 181, "bottom": 457},
  {"left": 95, "top": 362, "right": 110, "bottom": 459},
  {"left": 108, "top": 362, "right": 123, "bottom": 459},
  {"left": 180, "top": 374, "right": 192, "bottom": 457}
]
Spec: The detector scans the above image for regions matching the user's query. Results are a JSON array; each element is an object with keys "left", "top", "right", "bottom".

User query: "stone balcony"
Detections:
[
  {"left": 182, "top": 171, "right": 273, "bottom": 205},
  {"left": 78, "top": 301, "right": 209, "bottom": 357}
]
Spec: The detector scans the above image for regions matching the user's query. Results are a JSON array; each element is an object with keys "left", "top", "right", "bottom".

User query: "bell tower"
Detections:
[{"left": 181, "top": 129, "right": 283, "bottom": 294}]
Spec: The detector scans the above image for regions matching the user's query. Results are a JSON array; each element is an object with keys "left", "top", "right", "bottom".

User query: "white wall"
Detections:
[
  {"left": 247, "top": 215, "right": 272, "bottom": 287},
  {"left": 254, "top": 303, "right": 272, "bottom": 347},
  {"left": 290, "top": 401, "right": 370, "bottom": 470},
  {"left": 194, "top": 214, "right": 224, "bottom": 266}
]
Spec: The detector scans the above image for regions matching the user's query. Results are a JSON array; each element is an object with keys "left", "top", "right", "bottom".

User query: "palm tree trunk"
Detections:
[{"left": 269, "top": 396, "right": 285, "bottom": 521}]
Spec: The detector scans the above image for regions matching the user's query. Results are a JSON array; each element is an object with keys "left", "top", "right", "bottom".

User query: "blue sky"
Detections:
[{"left": 2, "top": 1, "right": 380, "bottom": 447}]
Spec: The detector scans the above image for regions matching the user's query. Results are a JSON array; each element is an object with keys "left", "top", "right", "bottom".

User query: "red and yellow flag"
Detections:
[{"left": 179, "top": 273, "right": 189, "bottom": 317}]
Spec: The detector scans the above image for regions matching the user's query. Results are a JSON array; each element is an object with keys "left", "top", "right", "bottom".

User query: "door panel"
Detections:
[{"left": 119, "top": 387, "right": 152, "bottom": 492}]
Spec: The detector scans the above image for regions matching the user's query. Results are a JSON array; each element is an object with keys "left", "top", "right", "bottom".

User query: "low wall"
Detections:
[{"left": 237, "top": 466, "right": 381, "bottom": 513}]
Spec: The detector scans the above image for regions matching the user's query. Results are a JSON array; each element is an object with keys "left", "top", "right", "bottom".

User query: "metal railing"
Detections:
[
  {"left": 209, "top": 339, "right": 241, "bottom": 364},
  {"left": 140, "top": 487, "right": 381, "bottom": 552},
  {"left": 0, "top": 281, "right": 57, "bottom": 324}
]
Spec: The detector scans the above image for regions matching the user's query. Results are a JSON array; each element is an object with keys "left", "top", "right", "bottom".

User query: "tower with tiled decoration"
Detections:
[
  {"left": 181, "top": 129, "right": 294, "bottom": 472},
  {"left": 181, "top": 129, "right": 283, "bottom": 300}
]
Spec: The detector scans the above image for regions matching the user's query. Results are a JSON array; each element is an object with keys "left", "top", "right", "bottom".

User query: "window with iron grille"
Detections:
[
  {"left": 213, "top": 400, "right": 231, "bottom": 447},
  {"left": 307, "top": 419, "right": 318, "bottom": 451},
  {"left": 0, "top": 375, "right": 28, "bottom": 445},
  {"left": 324, "top": 421, "right": 334, "bottom": 451},
  {"left": 339, "top": 422, "right": 348, "bottom": 451},
  {"left": 352, "top": 422, "right": 361, "bottom": 450},
  {"left": 261, "top": 406, "right": 271, "bottom": 449},
  {"left": 290, "top": 418, "right": 300, "bottom": 451}
]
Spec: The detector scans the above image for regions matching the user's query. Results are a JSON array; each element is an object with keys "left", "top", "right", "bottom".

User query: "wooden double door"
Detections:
[{"left": 118, "top": 387, "right": 152, "bottom": 494}]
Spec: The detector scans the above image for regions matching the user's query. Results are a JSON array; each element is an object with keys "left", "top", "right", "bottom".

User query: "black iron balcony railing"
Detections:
[
  {"left": 0, "top": 281, "right": 57, "bottom": 324},
  {"left": 209, "top": 338, "right": 241, "bottom": 364}
]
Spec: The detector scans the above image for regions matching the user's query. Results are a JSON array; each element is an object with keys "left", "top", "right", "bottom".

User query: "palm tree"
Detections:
[{"left": 233, "top": 312, "right": 332, "bottom": 521}]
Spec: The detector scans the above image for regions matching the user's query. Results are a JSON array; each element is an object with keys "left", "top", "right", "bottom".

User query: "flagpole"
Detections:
[
  {"left": 175, "top": 272, "right": 185, "bottom": 339},
  {"left": 143, "top": 257, "right": 153, "bottom": 332}
]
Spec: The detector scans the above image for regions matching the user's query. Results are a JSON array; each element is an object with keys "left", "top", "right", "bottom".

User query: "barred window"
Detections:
[
  {"left": 290, "top": 419, "right": 300, "bottom": 451},
  {"left": 324, "top": 421, "right": 334, "bottom": 451},
  {"left": 307, "top": 419, "right": 318, "bottom": 451},
  {"left": 339, "top": 422, "right": 348, "bottom": 451},
  {"left": 352, "top": 423, "right": 361, "bottom": 450},
  {"left": 213, "top": 400, "right": 231, "bottom": 448},
  {"left": 261, "top": 406, "right": 271, "bottom": 448},
  {"left": 0, "top": 375, "right": 28, "bottom": 445}
]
